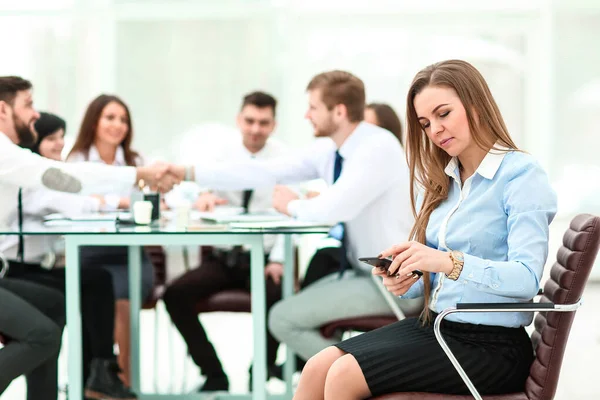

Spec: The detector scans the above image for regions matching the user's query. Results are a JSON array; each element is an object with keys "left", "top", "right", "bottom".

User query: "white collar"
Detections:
[
  {"left": 240, "top": 139, "right": 269, "bottom": 159},
  {"left": 444, "top": 145, "right": 509, "bottom": 181},
  {"left": 88, "top": 144, "right": 126, "bottom": 166},
  {"left": 337, "top": 121, "right": 371, "bottom": 159}
]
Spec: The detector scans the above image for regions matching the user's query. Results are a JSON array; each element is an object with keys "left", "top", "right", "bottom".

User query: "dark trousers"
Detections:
[
  {"left": 163, "top": 251, "right": 282, "bottom": 377},
  {"left": 0, "top": 278, "right": 64, "bottom": 400},
  {"left": 300, "top": 247, "right": 342, "bottom": 290},
  {"left": 7, "top": 261, "right": 116, "bottom": 383}
]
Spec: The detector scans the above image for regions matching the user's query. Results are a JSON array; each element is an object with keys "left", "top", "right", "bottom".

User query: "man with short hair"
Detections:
[
  {"left": 0, "top": 76, "right": 178, "bottom": 231},
  {"left": 168, "top": 70, "right": 422, "bottom": 367},
  {"left": 0, "top": 76, "right": 177, "bottom": 399},
  {"left": 162, "top": 91, "right": 290, "bottom": 392}
]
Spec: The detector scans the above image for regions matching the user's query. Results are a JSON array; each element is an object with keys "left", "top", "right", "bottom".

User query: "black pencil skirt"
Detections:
[{"left": 335, "top": 313, "right": 534, "bottom": 397}]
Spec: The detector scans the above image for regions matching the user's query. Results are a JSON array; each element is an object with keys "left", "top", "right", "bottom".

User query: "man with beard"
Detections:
[
  {"left": 167, "top": 71, "right": 422, "bottom": 371},
  {"left": 0, "top": 76, "right": 179, "bottom": 230},
  {"left": 0, "top": 76, "right": 176, "bottom": 399}
]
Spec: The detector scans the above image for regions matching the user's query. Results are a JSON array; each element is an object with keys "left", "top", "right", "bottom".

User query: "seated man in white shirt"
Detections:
[
  {"left": 0, "top": 76, "right": 177, "bottom": 399},
  {"left": 0, "top": 111, "right": 136, "bottom": 399},
  {"left": 0, "top": 76, "right": 180, "bottom": 230},
  {"left": 162, "top": 91, "right": 289, "bottom": 392},
  {"left": 166, "top": 71, "right": 423, "bottom": 368}
]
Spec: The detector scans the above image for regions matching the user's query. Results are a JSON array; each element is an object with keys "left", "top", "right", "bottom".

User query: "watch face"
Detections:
[{"left": 453, "top": 251, "right": 464, "bottom": 262}]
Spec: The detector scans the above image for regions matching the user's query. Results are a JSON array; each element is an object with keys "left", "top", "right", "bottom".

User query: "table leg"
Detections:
[
  {"left": 65, "top": 237, "right": 83, "bottom": 400},
  {"left": 129, "top": 245, "right": 142, "bottom": 393},
  {"left": 282, "top": 234, "right": 296, "bottom": 398},
  {"left": 250, "top": 236, "right": 266, "bottom": 400}
]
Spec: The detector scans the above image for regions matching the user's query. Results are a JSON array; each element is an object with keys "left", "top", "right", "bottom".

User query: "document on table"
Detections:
[
  {"left": 229, "top": 220, "right": 332, "bottom": 229},
  {"left": 197, "top": 210, "right": 289, "bottom": 224},
  {"left": 43, "top": 212, "right": 124, "bottom": 223}
]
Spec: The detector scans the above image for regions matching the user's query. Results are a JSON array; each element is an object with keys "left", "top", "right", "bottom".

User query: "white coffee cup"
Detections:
[{"left": 133, "top": 201, "right": 153, "bottom": 225}]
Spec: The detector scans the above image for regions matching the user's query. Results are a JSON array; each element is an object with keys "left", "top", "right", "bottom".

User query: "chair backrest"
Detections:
[
  {"left": 193, "top": 246, "right": 301, "bottom": 314},
  {"left": 143, "top": 246, "right": 167, "bottom": 307},
  {"left": 526, "top": 214, "right": 600, "bottom": 400},
  {"left": 145, "top": 246, "right": 167, "bottom": 287}
]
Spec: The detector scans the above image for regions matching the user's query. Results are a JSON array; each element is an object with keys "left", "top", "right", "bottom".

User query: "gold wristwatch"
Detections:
[{"left": 446, "top": 250, "right": 464, "bottom": 281}]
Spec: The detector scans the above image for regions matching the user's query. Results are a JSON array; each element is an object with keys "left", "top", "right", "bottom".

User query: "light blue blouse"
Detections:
[{"left": 401, "top": 150, "right": 557, "bottom": 327}]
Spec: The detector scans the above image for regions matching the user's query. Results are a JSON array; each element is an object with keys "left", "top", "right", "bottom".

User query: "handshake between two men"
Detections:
[
  {"left": 134, "top": 162, "right": 190, "bottom": 193},
  {"left": 138, "top": 163, "right": 312, "bottom": 216}
]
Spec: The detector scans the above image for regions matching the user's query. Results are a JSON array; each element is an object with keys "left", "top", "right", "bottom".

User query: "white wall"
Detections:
[{"left": 1, "top": 0, "right": 599, "bottom": 270}]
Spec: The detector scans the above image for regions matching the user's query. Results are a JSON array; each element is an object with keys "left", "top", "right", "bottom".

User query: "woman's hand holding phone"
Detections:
[
  {"left": 371, "top": 264, "right": 420, "bottom": 296},
  {"left": 378, "top": 241, "right": 454, "bottom": 277},
  {"left": 359, "top": 257, "right": 422, "bottom": 296}
]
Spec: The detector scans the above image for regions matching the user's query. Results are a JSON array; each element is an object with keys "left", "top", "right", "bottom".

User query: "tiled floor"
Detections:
[{"left": 3, "top": 282, "right": 600, "bottom": 399}]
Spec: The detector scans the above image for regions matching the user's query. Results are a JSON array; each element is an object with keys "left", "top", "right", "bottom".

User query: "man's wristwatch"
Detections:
[{"left": 446, "top": 250, "right": 464, "bottom": 281}]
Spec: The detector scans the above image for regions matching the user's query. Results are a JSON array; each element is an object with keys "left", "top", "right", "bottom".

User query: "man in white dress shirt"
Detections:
[
  {"left": 168, "top": 71, "right": 422, "bottom": 365},
  {"left": 0, "top": 76, "right": 175, "bottom": 399},
  {"left": 162, "top": 91, "right": 289, "bottom": 392},
  {"left": 0, "top": 76, "right": 179, "bottom": 231}
]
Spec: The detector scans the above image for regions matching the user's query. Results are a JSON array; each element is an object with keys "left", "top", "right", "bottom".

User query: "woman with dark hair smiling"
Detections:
[{"left": 67, "top": 95, "right": 154, "bottom": 386}]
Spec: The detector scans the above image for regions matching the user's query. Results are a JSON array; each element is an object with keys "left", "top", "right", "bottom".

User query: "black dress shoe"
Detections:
[
  {"left": 197, "top": 374, "right": 229, "bottom": 392},
  {"left": 84, "top": 358, "right": 137, "bottom": 400}
]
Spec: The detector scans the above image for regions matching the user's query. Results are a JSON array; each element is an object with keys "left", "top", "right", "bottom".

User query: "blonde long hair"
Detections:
[{"left": 405, "top": 60, "right": 519, "bottom": 322}]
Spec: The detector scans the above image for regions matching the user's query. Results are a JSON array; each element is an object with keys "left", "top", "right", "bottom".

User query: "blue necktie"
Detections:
[
  {"left": 333, "top": 150, "right": 343, "bottom": 183},
  {"left": 331, "top": 151, "right": 349, "bottom": 277}
]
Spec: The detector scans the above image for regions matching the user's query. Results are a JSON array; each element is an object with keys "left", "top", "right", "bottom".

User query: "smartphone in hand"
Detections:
[{"left": 358, "top": 257, "right": 423, "bottom": 277}]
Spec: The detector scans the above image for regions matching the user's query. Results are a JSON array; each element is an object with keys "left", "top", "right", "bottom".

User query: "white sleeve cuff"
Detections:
[
  {"left": 287, "top": 199, "right": 303, "bottom": 218},
  {"left": 88, "top": 197, "right": 102, "bottom": 213}
]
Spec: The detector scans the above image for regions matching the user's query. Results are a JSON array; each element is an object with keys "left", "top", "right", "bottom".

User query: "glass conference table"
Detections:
[{"left": 1, "top": 215, "right": 330, "bottom": 400}]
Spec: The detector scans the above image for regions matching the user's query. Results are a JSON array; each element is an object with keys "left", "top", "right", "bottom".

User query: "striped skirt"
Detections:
[{"left": 335, "top": 314, "right": 533, "bottom": 397}]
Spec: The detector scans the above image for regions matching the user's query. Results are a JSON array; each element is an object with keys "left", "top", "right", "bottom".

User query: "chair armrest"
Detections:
[
  {"left": 433, "top": 299, "right": 583, "bottom": 400},
  {"left": 456, "top": 302, "right": 555, "bottom": 310},
  {"left": 454, "top": 301, "right": 581, "bottom": 312}
]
